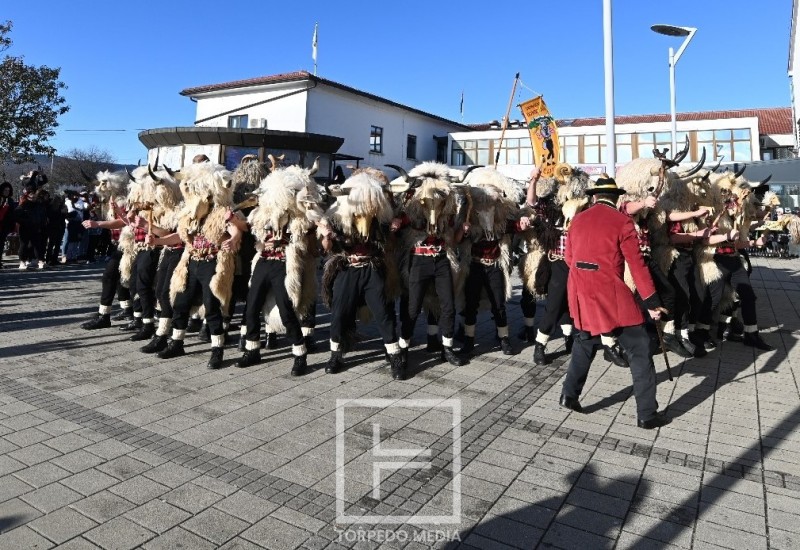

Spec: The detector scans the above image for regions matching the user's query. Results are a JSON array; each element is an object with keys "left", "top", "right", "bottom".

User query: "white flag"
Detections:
[{"left": 312, "top": 23, "right": 318, "bottom": 65}]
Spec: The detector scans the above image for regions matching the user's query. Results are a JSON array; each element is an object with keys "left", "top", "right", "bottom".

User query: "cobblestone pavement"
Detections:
[{"left": 0, "top": 256, "right": 799, "bottom": 549}]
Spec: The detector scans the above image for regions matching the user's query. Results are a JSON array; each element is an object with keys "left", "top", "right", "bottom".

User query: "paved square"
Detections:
[{"left": 0, "top": 255, "right": 799, "bottom": 548}]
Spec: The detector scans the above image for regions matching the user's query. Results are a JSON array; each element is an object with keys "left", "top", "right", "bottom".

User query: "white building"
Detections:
[
  {"left": 140, "top": 71, "right": 469, "bottom": 178},
  {"left": 790, "top": 0, "right": 800, "bottom": 150}
]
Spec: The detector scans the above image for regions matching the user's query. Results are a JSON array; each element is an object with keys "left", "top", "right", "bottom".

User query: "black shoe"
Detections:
[
  {"left": 426, "top": 335, "right": 443, "bottom": 353},
  {"left": 500, "top": 337, "right": 514, "bottom": 355},
  {"left": 743, "top": 332, "right": 775, "bottom": 351},
  {"left": 158, "top": 339, "right": 185, "bottom": 359},
  {"left": 238, "top": 337, "right": 246, "bottom": 352},
  {"left": 680, "top": 337, "right": 696, "bottom": 356},
  {"left": 141, "top": 335, "right": 168, "bottom": 354},
  {"left": 662, "top": 333, "right": 693, "bottom": 358},
  {"left": 265, "top": 333, "right": 277, "bottom": 350},
  {"left": 186, "top": 317, "right": 203, "bottom": 333},
  {"left": 389, "top": 352, "right": 406, "bottom": 381},
  {"left": 533, "top": 343, "right": 547, "bottom": 365},
  {"left": 326, "top": 351, "right": 343, "bottom": 374},
  {"left": 729, "top": 316, "right": 745, "bottom": 336},
  {"left": 724, "top": 328, "right": 744, "bottom": 343},
  {"left": 565, "top": 334, "right": 574, "bottom": 354},
  {"left": 442, "top": 346, "right": 466, "bottom": 366},
  {"left": 112, "top": 308, "right": 133, "bottom": 322},
  {"left": 461, "top": 336, "right": 475, "bottom": 354},
  {"left": 208, "top": 347, "right": 225, "bottom": 369},
  {"left": 198, "top": 324, "right": 211, "bottom": 343},
  {"left": 604, "top": 344, "right": 628, "bottom": 367},
  {"left": 517, "top": 326, "right": 536, "bottom": 343},
  {"left": 119, "top": 318, "right": 142, "bottom": 332},
  {"left": 291, "top": 355, "right": 308, "bottom": 376},
  {"left": 559, "top": 394, "right": 583, "bottom": 413},
  {"left": 237, "top": 349, "right": 261, "bottom": 368},
  {"left": 130, "top": 323, "right": 156, "bottom": 342},
  {"left": 638, "top": 412, "right": 670, "bottom": 429},
  {"left": 81, "top": 314, "right": 110, "bottom": 330},
  {"left": 85, "top": 311, "right": 101, "bottom": 321},
  {"left": 688, "top": 331, "right": 708, "bottom": 357}
]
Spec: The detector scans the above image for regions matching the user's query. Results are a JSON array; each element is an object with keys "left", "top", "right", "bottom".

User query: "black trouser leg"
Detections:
[
  {"left": 244, "top": 259, "right": 270, "bottom": 343},
  {"left": 363, "top": 267, "right": 396, "bottom": 344},
  {"left": 171, "top": 260, "right": 203, "bottom": 332},
  {"left": 618, "top": 325, "right": 658, "bottom": 421},
  {"left": 463, "top": 265, "right": 484, "bottom": 326},
  {"left": 538, "top": 259, "right": 570, "bottom": 337},
  {"left": 100, "top": 248, "right": 123, "bottom": 306},
  {"left": 329, "top": 268, "right": 359, "bottom": 347},
  {"left": 134, "top": 248, "right": 160, "bottom": 319},
  {"left": 433, "top": 256, "right": 456, "bottom": 338},
  {"left": 647, "top": 257, "right": 675, "bottom": 319},
  {"left": 267, "top": 261, "right": 304, "bottom": 347},
  {"left": 668, "top": 251, "right": 694, "bottom": 331},
  {"left": 483, "top": 263, "right": 508, "bottom": 329},
  {"left": 155, "top": 248, "right": 182, "bottom": 320},
  {"left": 46, "top": 229, "right": 64, "bottom": 263},
  {"left": 521, "top": 287, "right": 537, "bottom": 319},
  {"left": 196, "top": 260, "right": 225, "bottom": 337},
  {"left": 562, "top": 331, "right": 599, "bottom": 399},
  {"left": 724, "top": 255, "right": 757, "bottom": 327},
  {"left": 404, "top": 256, "right": 433, "bottom": 340}
]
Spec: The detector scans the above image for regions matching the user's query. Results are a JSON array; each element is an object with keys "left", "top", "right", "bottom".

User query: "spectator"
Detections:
[
  {"left": 65, "top": 191, "right": 84, "bottom": 262},
  {"left": 84, "top": 196, "right": 103, "bottom": 263},
  {"left": 14, "top": 185, "right": 48, "bottom": 269},
  {"left": 45, "top": 190, "right": 68, "bottom": 266},
  {"left": 0, "top": 181, "right": 17, "bottom": 268}
]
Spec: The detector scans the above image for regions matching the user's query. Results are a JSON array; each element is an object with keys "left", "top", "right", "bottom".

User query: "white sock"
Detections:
[
  {"left": 561, "top": 324, "right": 573, "bottom": 336},
  {"left": 172, "top": 329, "right": 185, "bottom": 341},
  {"left": 245, "top": 339, "right": 260, "bottom": 351},
  {"left": 427, "top": 324, "right": 439, "bottom": 336},
  {"left": 535, "top": 330, "right": 549, "bottom": 345},
  {"left": 664, "top": 320, "right": 675, "bottom": 333},
  {"left": 157, "top": 317, "right": 171, "bottom": 336},
  {"left": 721, "top": 316, "right": 732, "bottom": 325},
  {"left": 524, "top": 317, "right": 535, "bottom": 327},
  {"left": 744, "top": 324, "right": 758, "bottom": 334},
  {"left": 143, "top": 318, "right": 153, "bottom": 324},
  {"left": 680, "top": 329, "right": 689, "bottom": 340},
  {"left": 398, "top": 338, "right": 410, "bottom": 349},
  {"left": 119, "top": 300, "right": 130, "bottom": 310},
  {"left": 464, "top": 325, "right": 475, "bottom": 338},
  {"left": 696, "top": 323, "right": 710, "bottom": 330},
  {"left": 385, "top": 342, "right": 400, "bottom": 355},
  {"left": 600, "top": 334, "right": 616, "bottom": 347},
  {"left": 292, "top": 344, "right": 307, "bottom": 356},
  {"left": 99, "top": 305, "right": 111, "bottom": 315},
  {"left": 240, "top": 326, "right": 247, "bottom": 336},
  {"left": 442, "top": 336, "right": 453, "bottom": 348},
  {"left": 133, "top": 312, "right": 143, "bottom": 319},
  {"left": 302, "top": 327, "right": 314, "bottom": 337},
  {"left": 330, "top": 340, "right": 340, "bottom": 352},
  {"left": 211, "top": 334, "right": 225, "bottom": 347},
  {"left": 497, "top": 326, "right": 509, "bottom": 338}
]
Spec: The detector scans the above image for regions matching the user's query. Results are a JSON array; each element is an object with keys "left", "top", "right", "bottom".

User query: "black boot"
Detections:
[
  {"left": 112, "top": 308, "right": 133, "bottom": 322},
  {"left": 158, "top": 339, "right": 185, "bottom": 359},
  {"left": 237, "top": 349, "right": 261, "bottom": 368},
  {"left": 426, "top": 335, "right": 443, "bottom": 353},
  {"left": 688, "top": 331, "right": 708, "bottom": 358},
  {"left": 186, "top": 317, "right": 203, "bottom": 333},
  {"left": 662, "top": 333, "right": 693, "bottom": 358},
  {"left": 603, "top": 344, "right": 627, "bottom": 367},
  {"left": 389, "top": 352, "right": 406, "bottom": 380},
  {"left": 81, "top": 314, "right": 110, "bottom": 330},
  {"left": 533, "top": 343, "right": 547, "bottom": 365},
  {"left": 461, "top": 336, "right": 475, "bottom": 354},
  {"left": 442, "top": 347, "right": 466, "bottom": 366},
  {"left": 565, "top": 334, "right": 574, "bottom": 354},
  {"left": 198, "top": 323, "right": 211, "bottom": 343},
  {"left": 208, "top": 347, "right": 225, "bottom": 369},
  {"left": 743, "top": 332, "right": 775, "bottom": 351},
  {"left": 304, "top": 334, "right": 317, "bottom": 353},
  {"left": 130, "top": 323, "right": 156, "bottom": 342},
  {"left": 679, "top": 336, "right": 696, "bottom": 356},
  {"left": 119, "top": 318, "right": 142, "bottom": 332},
  {"left": 291, "top": 355, "right": 308, "bottom": 376},
  {"left": 265, "top": 333, "right": 277, "bottom": 349},
  {"left": 724, "top": 319, "right": 745, "bottom": 342},
  {"left": 141, "top": 335, "right": 168, "bottom": 354},
  {"left": 326, "top": 351, "right": 343, "bottom": 374},
  {"left": 500, "top": 337, "right": 514, "bottom": 355},
  {"left": 237, "top": 336, "right": 246, "bottom": 352},
  {"left": 517, "top": 326, "right": 536, "bottom": 343}
]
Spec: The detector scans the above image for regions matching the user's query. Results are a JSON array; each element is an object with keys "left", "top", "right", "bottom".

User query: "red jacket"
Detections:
[{"left": 565, "top": 200, "right": 660, "bottom": 335}]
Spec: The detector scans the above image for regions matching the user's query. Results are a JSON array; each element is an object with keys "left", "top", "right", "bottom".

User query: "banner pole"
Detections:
[{"left": 494, "top": 73, "right": 520, "bottom": 167}]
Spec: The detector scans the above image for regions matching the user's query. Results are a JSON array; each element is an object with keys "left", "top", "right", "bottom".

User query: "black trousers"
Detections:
[
  {"left": 667, "top": 250, "right": 698, "bottom": 330},
  {"left": 244, "top": 259, "right": 304, "bottom": 346},
  {"left": 646, "top": 256, "right": 675, "bottom": 319},
  {"left": 521, "top": 287, "right": 537, "bottom": 319},
  {"left": 562, "top": 325, "right": 658, "bottom": 421},
  {"left": 172, "top": 259, "right": 225, "bottom": 336},
  {"left": 46, "top": 227, "right": 65, "bottom": 264},
  {"left": 100, "top": 245, "right": 132, "bottom": 307},
  {"left": 301, "top": 300, "right": 317, "bottom": 329},
  {"left": 463, "top": 262, "right": 508, "bottom": 327},
  {"left": 538, "top": 259, "right": 571, "bottom": 336},
  {"left": 18, "top": 229, "right": 45, "bottom": 262},
  {"left": 330, "top": 266, "right": 396, "bottom": 346},
  {"left": 403, "top": 254, "right": 456, "bottom": 339},
  {"left": 130, "top": 248, "right": 161, "bottom": 319},
  {"left": 154, "top": 248, "right": 183, "bottom": 320},
  {"left": 705, "top": 254, "right": 757, "bottom": 327}
]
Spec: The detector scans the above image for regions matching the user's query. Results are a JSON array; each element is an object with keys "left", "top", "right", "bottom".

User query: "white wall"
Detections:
[
  {"left": 306, "top": 85, "right": 462, "bottom": 171},
  {"left": 193, "top": 82, "right": 309, "bottom": 132},
  {"left": 791, "top": 0, "right": 800, "bottom": 150}
]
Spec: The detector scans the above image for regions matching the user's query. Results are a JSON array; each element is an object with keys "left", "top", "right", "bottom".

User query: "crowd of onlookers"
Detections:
[{"left": 0, "top": 171, "right": 113, "bottom": 270}]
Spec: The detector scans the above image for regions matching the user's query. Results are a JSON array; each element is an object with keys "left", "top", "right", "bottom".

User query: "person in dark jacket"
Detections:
[
  {"left": 0, "top": 182, "right": 17, "bottom": 268},
  {"left": 45, "top": 191, "right": 68, "bottom": 265},
  {"left": 15, "top": 185, "right": 49, "bottom": 269}
]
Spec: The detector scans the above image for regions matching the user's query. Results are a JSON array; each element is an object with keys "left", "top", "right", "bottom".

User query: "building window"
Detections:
[
  {"left": 583, "top": 134, "right": 607, "bottom": 164},
  {"left": 559, "top": 136, "right": 579, "bottom": 164},
  {"left": 698, "top": 128, "right": 751, "bottom": 162},
  {"left": 616, "top": 134, "right": 633, "bottom": 163},
  {"left": 370, "top": 126, "right": 383, "bottom": 154},
  {"left": 406, "top": 135, "right": 417, "bottom": 160},
  {"left": 228, "top": 115, "right": 248, "bottom": 129}
]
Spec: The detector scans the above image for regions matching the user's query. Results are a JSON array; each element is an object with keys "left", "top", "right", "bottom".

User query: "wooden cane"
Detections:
[{"left": 654, "top": 321, "right": 674, "bottom": 382}]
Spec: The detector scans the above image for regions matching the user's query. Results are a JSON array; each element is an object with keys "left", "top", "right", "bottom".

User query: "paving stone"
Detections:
[
  {"left": 241, "top": 516, "right": 311, "bottom": 549},
  {"left": 181, "top": 507, "right": 250, "bottom": 545},
  {"left": 214, "top": 490, "right": 279, "bottom": 524},
  {"left": 107, "top": 475, "right": 169, "bottom": 505},
  {"left": 0, "top": 497, "right": 43, "bottom": 533},
  {"left": 0, "top": 525, "right": 55, "bottom": 549},
  {"left": 70, "top": 490, "right": 137, "bottom": 523},
  {"left": 61, "top": 468, "right": 120, "bottom": 497},
  {"left": 28, "top": 506, "right": 98, "bottom": 544},
  {"left": 83, "top": 516, "right": 155, "bottom": 549},
  {"left": 163, "top": 482, "right": 224, "bottom": 514},
  {"left": 124, "top": 499, "right": 192, "bottom": 534},
  {"left": 20, "top": 482, "right": 83, "bottom": 513},
  {"left": 141, "top": 526, "right": 217, "bottom": 550}
]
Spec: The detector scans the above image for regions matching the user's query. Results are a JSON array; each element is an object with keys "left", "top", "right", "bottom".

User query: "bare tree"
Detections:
[{"left": 51, "top": 147, "right": 117, "bottom": 189}]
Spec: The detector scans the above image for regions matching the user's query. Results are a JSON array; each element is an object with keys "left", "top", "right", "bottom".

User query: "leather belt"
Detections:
[{"left": 413, "top": 245, "right": 444, "bottom": 257}]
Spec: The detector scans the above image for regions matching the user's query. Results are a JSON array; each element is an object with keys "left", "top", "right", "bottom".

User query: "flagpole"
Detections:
[
  {"left": 494, "top": 73, "right": 520, "bottom": 167},
  {"left": 312, "top": 23, "right": 318, "bottom": 76}
]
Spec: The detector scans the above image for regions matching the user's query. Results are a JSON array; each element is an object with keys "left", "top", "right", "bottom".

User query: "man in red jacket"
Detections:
[{"left": 560, "top": 176, "right": 669, "bottom": 429}]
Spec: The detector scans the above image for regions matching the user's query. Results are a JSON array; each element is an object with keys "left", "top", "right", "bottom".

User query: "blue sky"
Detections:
[{"left": 5, "top": 0, "right": 793, "bottom": 165}]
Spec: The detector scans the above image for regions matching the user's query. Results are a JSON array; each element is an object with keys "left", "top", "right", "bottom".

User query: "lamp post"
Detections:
[
  {"left": 651, "top": 24, "right": 697, "bottom": 157},
  {"left": 603, "top": 0, "right": 616, "bottom": 176}
]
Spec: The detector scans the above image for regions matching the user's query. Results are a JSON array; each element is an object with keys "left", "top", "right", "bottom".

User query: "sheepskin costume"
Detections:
[
  {"left": 169, "top": 163, "right": 236, "bottom": 311},
  {"left": 248, "top": 163, "right": 322, "bottom": 331}
]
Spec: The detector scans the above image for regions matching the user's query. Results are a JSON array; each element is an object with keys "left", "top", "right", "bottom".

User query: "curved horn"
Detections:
[
  {"left": 162, "top": 164, "right": 175, "bottom": 178},
  {"left": 457, "top": 165, "right": 483, "bottom": 183},
  {"left": 384, "top": 164, "right": 410, "bottom": 181},
  {"left": 267, "top": 154, "right": 279, "bottom": 171},
  {"left": 679, "top": 147, "right": 706, "bottom": 177},
  {"left": 734, "top": 164, "right": 747, "bottom": 178},
  {"left": 308, "top": 156, "right": 320, "bottom": 176},
  {"left": 673, "top": 135, "right": 690, "bottom": 164},
  {"left": 125, "top": 168, "right": 136, "bottom": 183},
  {"left": 153, "top": 152, "right": 159, "bottom": 169},
  {"left": 759, "top": 174, "right": 772, "bottom": 186},
  {"left": 708, "top": 155, "right": 724, "bottom": 172},
  {"left": 80, "top": 168, "right": 93, "bottom": 183},
  {"left": 148, "top": 164, "right": 162, "bottom": 184},
  {"left": 137, "top": 159, "right": 141, "bottom": 167}
]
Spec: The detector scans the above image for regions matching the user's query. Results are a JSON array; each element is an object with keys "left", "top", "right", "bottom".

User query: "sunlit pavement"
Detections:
[{"left": 0, "top": 255, "right": 798, "bottom": 549}]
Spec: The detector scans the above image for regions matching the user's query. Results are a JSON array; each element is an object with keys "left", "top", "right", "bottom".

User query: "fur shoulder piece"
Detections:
[
  {"left": 408, "top": 161, "right": 450, "bottom": 180},
  {"left": 468, "top": 167, "right": 522, "bottom": 204},
  {"left": 179, "top": 163, "right": 234, "bottom": 208}
]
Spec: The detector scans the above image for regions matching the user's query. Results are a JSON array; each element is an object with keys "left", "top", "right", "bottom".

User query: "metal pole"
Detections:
[
  {"left": 603, "top": 0, "right": 616, "bottom": 177},
  {"left": 669, "top": 46, "right": 677, "bottom": 156}
]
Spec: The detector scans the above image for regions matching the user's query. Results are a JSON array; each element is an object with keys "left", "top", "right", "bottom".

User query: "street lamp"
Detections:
[{"left": 651, "top": 24, "right": 697, "bottom": 158}]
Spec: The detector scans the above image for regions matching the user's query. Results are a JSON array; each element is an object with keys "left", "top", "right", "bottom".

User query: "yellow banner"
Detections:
[{"left": 519, "top": 96, "right": 560, "bottom": 178}]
